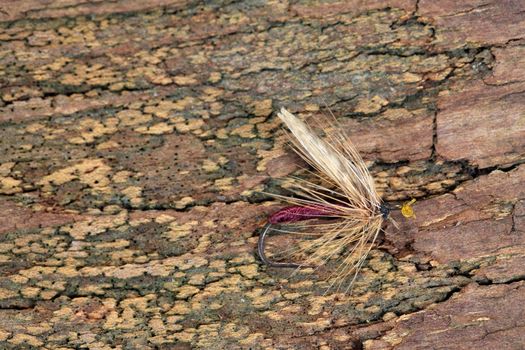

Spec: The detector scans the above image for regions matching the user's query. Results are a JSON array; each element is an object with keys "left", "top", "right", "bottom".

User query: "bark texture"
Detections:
[{"left": 0, "top": 0, "right": 524, "bottom": 349}]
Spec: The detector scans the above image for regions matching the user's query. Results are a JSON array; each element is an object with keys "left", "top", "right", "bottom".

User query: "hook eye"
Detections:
[{"left": 401, "top": 199, "right": 416, "bottom": 219}]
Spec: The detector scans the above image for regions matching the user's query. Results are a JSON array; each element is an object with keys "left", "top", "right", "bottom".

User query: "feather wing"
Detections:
[{"left": 277, "top": 108, "right": 381, "bottom": 210}]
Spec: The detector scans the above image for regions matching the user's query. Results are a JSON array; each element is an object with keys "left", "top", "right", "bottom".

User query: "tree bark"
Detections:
[{"left": 0, "top": 0, "right": 524, "bottom": 349}]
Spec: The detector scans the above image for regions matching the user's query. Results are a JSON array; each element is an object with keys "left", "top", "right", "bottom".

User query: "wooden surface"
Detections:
[{"left": 0, "top": 1, "right": 524, "bottom": 349}]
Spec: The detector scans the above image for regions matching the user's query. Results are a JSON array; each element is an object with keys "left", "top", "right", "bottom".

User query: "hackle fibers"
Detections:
[{"left": 258, "top": 107, "right": 415, "bottom": 294}]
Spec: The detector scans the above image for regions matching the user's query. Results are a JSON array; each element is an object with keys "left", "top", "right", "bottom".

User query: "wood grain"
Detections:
[{"left": 0, "top": 0, "right": 524, "bottom": 348}]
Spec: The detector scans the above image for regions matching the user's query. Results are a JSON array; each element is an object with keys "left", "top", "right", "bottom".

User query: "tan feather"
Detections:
[{"left": 261, "top": 107, "right": 385, "bottom": 293}]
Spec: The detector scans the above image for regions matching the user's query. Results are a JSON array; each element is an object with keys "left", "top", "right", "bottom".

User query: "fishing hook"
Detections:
[{"left": 257, "top": 223, "right": 303, "bottom": 268}]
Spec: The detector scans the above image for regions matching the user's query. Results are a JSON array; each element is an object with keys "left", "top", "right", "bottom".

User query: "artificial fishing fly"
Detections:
[{"left": 258, "top": 107, "right": 415, "bottom": 293}]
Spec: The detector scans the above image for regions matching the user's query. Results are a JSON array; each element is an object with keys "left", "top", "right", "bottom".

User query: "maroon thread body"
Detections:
[{"left": 268, "top": 205, "right": 334, "bottom": 224}]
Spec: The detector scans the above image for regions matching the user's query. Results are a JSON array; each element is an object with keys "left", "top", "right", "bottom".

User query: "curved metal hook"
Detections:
[{"left": 257, "top": 223, "right": 303, "bottom": 268}]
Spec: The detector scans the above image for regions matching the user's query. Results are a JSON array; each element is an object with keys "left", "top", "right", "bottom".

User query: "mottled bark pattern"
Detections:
[{"left": 0, "top": 0, "right": 524, "bottom": 349}]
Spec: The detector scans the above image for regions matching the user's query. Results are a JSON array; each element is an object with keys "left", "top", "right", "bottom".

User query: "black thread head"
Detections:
[{"left": 379, "top": 203, "right": 391, "bottom": 219}]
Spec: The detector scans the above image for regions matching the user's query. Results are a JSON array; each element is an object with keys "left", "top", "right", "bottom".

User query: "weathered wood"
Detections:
[{"left": 0, "top": 0, "right": 524, "bottom": 349}]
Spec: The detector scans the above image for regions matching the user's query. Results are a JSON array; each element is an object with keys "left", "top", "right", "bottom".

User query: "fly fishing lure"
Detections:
[{"left": 258, "top": 107, "right": 415, "bottom": 292}]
